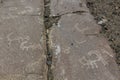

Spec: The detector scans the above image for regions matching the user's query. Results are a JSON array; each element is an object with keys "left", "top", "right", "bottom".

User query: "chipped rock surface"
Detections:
[
  {"left": 49, "top": 0, "right": 120, "bottom": 80},
  {"left": 0, "top": 0, "right": 46, "bottom": 80}
]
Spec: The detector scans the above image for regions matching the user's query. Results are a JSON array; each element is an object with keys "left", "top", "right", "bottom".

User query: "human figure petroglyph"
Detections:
[{"left": 79, "top": 50, "right": 108, "bottom": 69}]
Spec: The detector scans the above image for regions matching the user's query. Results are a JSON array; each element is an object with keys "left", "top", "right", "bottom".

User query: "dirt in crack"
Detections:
[{"left": 44, "top": 0, "right": 60, "bottom": 80}]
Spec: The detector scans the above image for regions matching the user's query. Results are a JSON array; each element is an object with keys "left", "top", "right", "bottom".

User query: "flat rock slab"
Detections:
[
  {"left": 50, "top": 0, "right": 89, "bottom": 16},
  {"left": 50, "top": 0, "right": 120, "bottom": 80},
  {"left": 0, "top": 0, "right": 46, "bottom": 80},
  {"left": 0, "top": 0, "right": 42, "bottom": 15},
  {"left": 0, "top": 0, "right": 120, "bottom": 80}
]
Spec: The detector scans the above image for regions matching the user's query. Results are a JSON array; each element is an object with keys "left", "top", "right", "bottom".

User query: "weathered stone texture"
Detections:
[
  {"left": 0, "top": 0, "right": 120, "bottom": 80},
  {"left": 50, "top": 0, "right": 120, "bottom": 80},
  {"left": 50, "top": 0, "right": 88, "bottom": 16},
  {"left": 0, "top": 0, "right": 46, "bottom": 80}
]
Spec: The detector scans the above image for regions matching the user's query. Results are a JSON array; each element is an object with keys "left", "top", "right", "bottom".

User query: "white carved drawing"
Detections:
[
  {"left": 75, "top": 40, "right": 87, "bottom": 48},
  {"left": 101, "top": 49, "right": 113, "bottom": 57},
  {"left": 88, "top": 50, "right": 108, "bottom": 66},
  {"left": 79, "top": 50, "right": 108, "bottom": 69},
  {"left": 76, "top": 40, "right": 87, "bottom": 45},
  {"left": 7, "top": 32, "right": 42, "bottom": 51},
  {"left": 7, "top": 32, "right": 30, "bottom": 46},
  {"left": 79, "top": 56, "right": 98, "bottom": 69},
  {"left": 20, "top": 40, "right": 41, "bottom": 51},
  {"left": 0, "top": 14, "right": 18, "bottom": 21},
  {"left": 64, "top": 47, "right": 70, "bottom": 54},
  {"left": 74, "top": 23, "right": 89, "bottom": 34}
]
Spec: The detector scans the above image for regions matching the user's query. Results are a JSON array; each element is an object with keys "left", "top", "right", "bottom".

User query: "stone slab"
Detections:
[
  {"left": 50, "top": 7, "right": 120, "bottom": 80},
  {"left": 0, "top": 0, "right": 46, "bottom": 80},
  {"left": 54, "top": 13, "right": 100, "bottom": 35},
  {"left": 0, "top": 0, "right": 43, "bottom": 15},
  {"left": 50, "top": 0, "right": 89, "bottom": 16}
]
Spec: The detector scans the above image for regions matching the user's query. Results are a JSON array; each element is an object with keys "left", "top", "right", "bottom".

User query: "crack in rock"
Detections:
[
  {"left": 44, "top": 0, "right": 54, "bottom": 80},
  {"left": 44, "top": 0, "right": 88, "bottom": 80}
]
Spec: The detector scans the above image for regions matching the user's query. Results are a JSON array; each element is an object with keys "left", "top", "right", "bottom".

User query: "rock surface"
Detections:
[
  {"left": 0, "top": 0, "right": 46, "bottom": 80},
  {"left": 50, "top": 0, "right": 120, "bottom": 80},
  {"left": 0, "top": 0, "right": 119, "bottom": 80}
]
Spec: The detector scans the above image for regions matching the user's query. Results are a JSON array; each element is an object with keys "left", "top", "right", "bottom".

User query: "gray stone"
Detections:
[
  {"left": 50, "top": 0, "right": 89, "bottom": 16},
  {"left": 54, "top": 13, "right": 100, "bottom": 34},
  {"left": 0, "top": 0, "right": 120, "bottom": 80},
  {"left": 0, "top": 0, "right": 43, "bottom": 15},
  {"left": 49, "top": 1, "right": 120, "bottom": 80},
  {"left": 0, "top": 0, "right": 46, "bottom": 80}
]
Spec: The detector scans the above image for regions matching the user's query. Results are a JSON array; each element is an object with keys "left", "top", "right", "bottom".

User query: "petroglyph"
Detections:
[
  {"left": 7, "top": 32, "right": 42, "bottom": 51},
  {"left": 25, "top": 58, "right": 43, "bottom": 74},
  {"left": 101, "top": 49, "right": 113, "bottom": 57},
  {"left": 88, "top": 50, "right": 108, "bottom": 66},
  {"left": 79, "top": 56, "right": 98, "bottom": 69},
  {"left": 74, "top": 40, "right": 87, "bottom": 48},
  {"left": 74, "top": 23, "right": 89, "bottom": 34},
  {"left": 79, "top": 50, "right": 108, "bottom": 69},
  {"left": 0, "top": 14, "right": 18, "bottom": 22},
  {"left": 75, "top": 40, "right": 87, "bottom": 45},
  {"left": 64, "top": 47, "right": 70, "bottom": 54},
  {"left": 7, "top": 32, "right": 30, "bottom": 46},
  {"left": 20, "top": 41, "right": 41, "bottom": 51}
]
